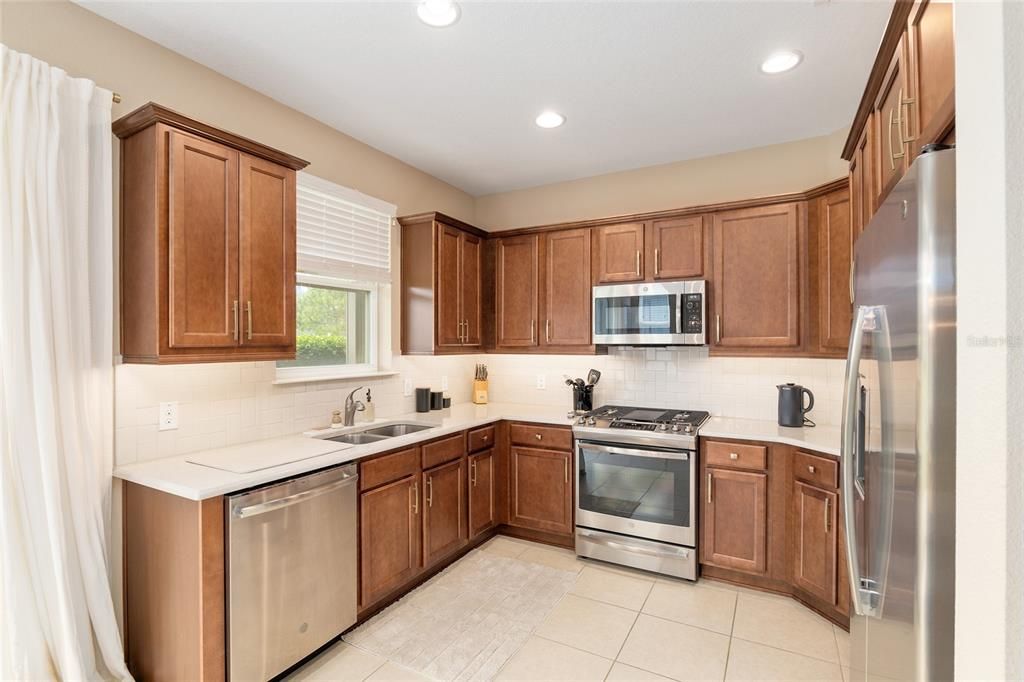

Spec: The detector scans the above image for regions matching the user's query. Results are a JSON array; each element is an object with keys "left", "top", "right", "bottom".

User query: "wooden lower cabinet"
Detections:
[
  {"left": 469, "top": 449, "right": 496, "bottom": 538},
  {"left": 702, "top": 468, "right": 768, "bottom": 575},
  {"left": 700, "top": 438, "right": 849, "bottom": 628},
  {"left": 422, "top": 458, "right": 467, "bottom": 567},
  {"left": 791, "top": 482, "right": 839, "bottom": 605},
  {"left": 508, "top": 446, "right": 573, "bottom": 535},
  {"left": 359, "top": 474, "right": 421, "bottom": 609}
]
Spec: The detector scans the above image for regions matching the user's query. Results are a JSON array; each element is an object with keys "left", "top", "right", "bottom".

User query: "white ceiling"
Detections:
[{"left": 80, "top": 1, "right": 892, "bottom": 196}]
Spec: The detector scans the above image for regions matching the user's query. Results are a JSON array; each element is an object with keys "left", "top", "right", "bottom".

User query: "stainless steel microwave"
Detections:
[{"left": 592, "top": 280, "right": 706, "bottom": 346}]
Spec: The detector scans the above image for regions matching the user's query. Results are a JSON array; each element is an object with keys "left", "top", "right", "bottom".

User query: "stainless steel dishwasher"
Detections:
[{"left": 226, "top": 463, "right": 358, "bottom": 681}]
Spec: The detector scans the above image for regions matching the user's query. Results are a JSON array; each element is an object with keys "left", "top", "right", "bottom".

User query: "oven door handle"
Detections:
[
  {"left": 576, "top": 528, "right": 692, "bottom": 559},
  {"left": 576, "top": 441, "right": 691, "bottom": 461}
]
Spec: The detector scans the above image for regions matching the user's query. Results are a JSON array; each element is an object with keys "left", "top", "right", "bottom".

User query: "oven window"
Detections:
[
  {"left": 594, "top": 295, "right": 681, "bottom": 335},
  {"left": 578, "top": 445, "right": 690, "bottom": 527}
]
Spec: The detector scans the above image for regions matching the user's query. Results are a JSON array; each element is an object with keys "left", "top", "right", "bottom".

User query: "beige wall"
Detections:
[
  {"left": 0, "top": 0, "right": 477, "bottom": 222},
  {"left": 476, "top": 128, "right": 850, "bottom": 230}
]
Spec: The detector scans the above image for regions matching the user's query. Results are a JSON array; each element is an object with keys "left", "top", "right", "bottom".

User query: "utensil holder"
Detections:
[{"left": 473, "top": 380, "right": 489, "bottom": 405}]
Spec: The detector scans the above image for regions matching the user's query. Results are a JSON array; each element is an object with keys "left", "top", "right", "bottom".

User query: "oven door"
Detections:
[{"left": 575, "top": 440, "right": 696, "bottom": 547}]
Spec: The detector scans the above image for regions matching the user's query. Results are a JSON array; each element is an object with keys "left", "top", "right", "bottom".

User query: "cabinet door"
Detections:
[
  {"left": 712, "top": 203, "right": 800, "bottom": 349},
  {"left": 496, "top": 235, "right": 540, "bottom": 348},
  {"left": 817, "top": 188, "right": 853, "bottom": 352},
  {"left": 468, "top": 449, "right": 495, "bottom": 539},
  {"left": 460, "top": 232, "right": 482, "bottom": 347},
  {"left": 792, "top": 482, "right": 839, "bottom": 605},
  {"left": 167, "top": 131, "right": 239, "bottom": 348},
  {"left": 648, "top": 216, "right": 704, "bottom": 280},
  {"left": 435, "top": 223, "right": 463, "bottom": 348},
  {"left": 509, "top": 447, "right": 572, "bottom": 535},
  {"left": 873, "top": 37, "right": 910, "bottom": 207},
  {"left": 360, "top": 475, "right": 421, "bottom": 608},
  {"left": 542, "top": 229, "right": 592, "bottom": 347},
  {"left": 239, "top": 153, "right": 295, "bottom": 348},
  {"left": 702, "top": 467, "right": 767, "bottom": 574},
  {"left": 423, "top": 458, "right": 467, "bottom": 567},
  {"left": 849, "top": 124, "right": 874, "bottom": 239},
  {"left": 593, "top": 222, "right": 645, "bottom": 283},
  {"left": 907, "top": 0, "right": 955, "bottom": 160}
]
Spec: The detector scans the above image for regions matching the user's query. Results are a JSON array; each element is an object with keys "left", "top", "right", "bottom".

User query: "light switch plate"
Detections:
[
  {"left": 536, "top": 375, "right": 546, "bottom": 390},
  {"left": 159, "top": 401, "right": 178, "bottom": 431},
  {"left": 403, "top": 379, "right": 412, "bottom": 397},
  {"left": 441, "top": 375, "right": 449, "bottom": 391}
]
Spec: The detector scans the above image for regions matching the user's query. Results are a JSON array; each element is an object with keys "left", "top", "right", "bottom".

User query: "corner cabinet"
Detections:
[
  {"left": 399, "top": 213, "right": 486, "bottom": 354},
  {"left": 115, "top": 103, "right": 308, "bottom": 363}
]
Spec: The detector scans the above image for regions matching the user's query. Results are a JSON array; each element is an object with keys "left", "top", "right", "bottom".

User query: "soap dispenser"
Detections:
[{"left": 363, "top": 388, "right": 375, "bottom": 422}]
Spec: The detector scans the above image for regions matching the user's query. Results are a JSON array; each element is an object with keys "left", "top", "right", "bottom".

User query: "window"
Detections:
[{"left": 276, "top": 173, "right": 396, "bottom": 381}]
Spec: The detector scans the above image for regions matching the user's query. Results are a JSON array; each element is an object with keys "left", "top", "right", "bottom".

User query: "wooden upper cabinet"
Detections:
[
  {"left": 906, "top": 0, "right": 955, "bottom": 161},
  {"left": 648, "top": 216, "right": 705, "bottom": 280},
  {"left": 702, "top": 467, "right": 768, "bottom": 575},
  {"left": 711, "top": 203, "right": 800, "bottom": 349},
  {"left": 593, "top": 222, "right": 645, "bottom": 283},
  {"left": 239, "top": 153, "right": 296, "bottom": 348},
  {"left": 542, "top": 228, "right": 592, "bottom": 347},
  {"left": 436, "top": 224, "right": 464, "bottom": 348},
  {"left": 398, "top": 213, "right": 487, "bottom": 354},
  {"left": 817, "top": 188, "right": 854, "bottom": 353},
  {"left": 496, "top": 235, "right": 540, "bottom": 348},
  {"left": 114, "top": 103, "right": 308, "bottom": 364},
  {"left": 791, "top": 481, "right": 839, "bottom": 605},
  {"left": 873, "top": 36, "right": 911, "bottom": 207},
  {"left": 849, "top": 124, "right": 874, "bottom": 238},
  {"left": 167, "top": 132, "right": 239, "bottom": 350}
]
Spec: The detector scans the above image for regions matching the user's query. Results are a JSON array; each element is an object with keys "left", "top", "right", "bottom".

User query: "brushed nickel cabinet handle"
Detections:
[
  {"left": 808, "top": 465, "right": 816, "bottom": 474},
  {"left": 825, "top": 496, "right": 832, "bottom": 532},
  {"left": 464, "top": 319, "right": 470, "bottom": 343},
  {"left": 635, "top": 251, "right": 641, "bottom": 277},
  {"left": 850, "top": 260, "right": 856, "bottom": 305},
  {"left": 411, "top": 480, "right": 419, "bottom": 514},
  {"left": 715, "top": 315, "right": 722, "bottom": 344},
  {"left": 729, "top": 453, "right": 738, "bottom": 460},
  {"left": 471, "top": 460, "right": 477, "bottom": 486},
  {"left": 535, "top": 433, "right": 542, "bottom": 441},
  {"left": 426, "top": 476, "right": 433, "bottom": 508},
  {"left": 546, "top": 319, "right": 551, "bottom": 343},
  {"left": 900, "top": 88, "right": 918, "bottom": 144},
  {"left": 482, "top": 434, "right": 489, "bottom": 441},
  {"left": 246, "top": 301, "right": 253, "bottom": 340},
  {"left": 531, "top": 319, "right": 536, "bottom": 344},
  {"left": 564, "top": 457, "right": 568, "bottom": 484},
  {"left": 707, "top": 472, "right": 713, "bottom": 504},
  {"left": 654, "top": 248, "right": 660, "bottom": 276},
  {"left": 232, "top": 300, "right": 239, "bottom": 341}
]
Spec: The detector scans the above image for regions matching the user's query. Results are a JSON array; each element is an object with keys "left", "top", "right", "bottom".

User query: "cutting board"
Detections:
[{"left": 186, "top": 437, "right": 351, "bottom": 474}]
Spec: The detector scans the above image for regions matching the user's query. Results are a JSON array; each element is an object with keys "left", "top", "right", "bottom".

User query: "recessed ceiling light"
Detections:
[
  {"left": 417, "top": 0, "right": 460, "bottom": 27},
  {"left": 760, "top": 50, "right": 803, "bottom": 74},
  {"left": 535, "top": 111, "right": 566, "bottom": 129}
]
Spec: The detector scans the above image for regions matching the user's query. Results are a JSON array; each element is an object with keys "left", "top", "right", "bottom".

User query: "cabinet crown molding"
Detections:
[{"left": 113, "top": 102, "right": 310, "bottom": 171}]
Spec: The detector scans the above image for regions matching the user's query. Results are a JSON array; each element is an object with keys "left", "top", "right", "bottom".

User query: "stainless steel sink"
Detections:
[
  {"left": 327, "top": 432, "right": 390, "bottom": 445},
  {"left": 361, "top": 423, "right": 435, "bottom": 437}
]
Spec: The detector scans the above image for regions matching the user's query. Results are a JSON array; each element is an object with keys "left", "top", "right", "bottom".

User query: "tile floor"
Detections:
[{"left": 289, "top": 536, "right": 850, "bottom": 682}]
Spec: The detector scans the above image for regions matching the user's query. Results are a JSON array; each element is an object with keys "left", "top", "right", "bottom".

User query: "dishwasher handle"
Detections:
[{"left": 233, "top": 473, "right": 357, "bottom": 519}]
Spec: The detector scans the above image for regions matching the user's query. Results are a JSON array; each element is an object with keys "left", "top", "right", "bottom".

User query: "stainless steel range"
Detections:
[{"left": 572, "top": 405, "right": 709, "bottom": 580}]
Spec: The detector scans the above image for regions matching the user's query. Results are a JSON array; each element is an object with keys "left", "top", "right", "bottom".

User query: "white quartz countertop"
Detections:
[
  {"left": 700, "top": 417, "right": 841, "bottom": 457},
  {"left": 114, "top": 402, "right": 576, "bottom": 501}
]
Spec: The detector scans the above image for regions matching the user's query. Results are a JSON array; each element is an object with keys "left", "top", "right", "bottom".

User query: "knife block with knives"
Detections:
[{"left": 473, "top": 364, "right": 489, "bottom": 404}]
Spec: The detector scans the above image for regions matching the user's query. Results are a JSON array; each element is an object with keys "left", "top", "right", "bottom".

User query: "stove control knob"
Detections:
[
  {"left": 577, "top": 416, "right": 587, "bottom": 425},
  {"left": 683, "top": 424, "right": 695, "bottom": 434},
  {"left": 587, "top": 417, "right": 597, "bottom": 426},
  {"left": 671, "top": 424, "right": 680, "bottom": 432},
  {"left": 657, "top": 423, "right": 669, "bottom": 431}
]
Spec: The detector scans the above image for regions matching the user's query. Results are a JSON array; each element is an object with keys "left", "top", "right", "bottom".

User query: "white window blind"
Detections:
[{"left": 296, "top": 173, "right": 396, "bottom": 283}]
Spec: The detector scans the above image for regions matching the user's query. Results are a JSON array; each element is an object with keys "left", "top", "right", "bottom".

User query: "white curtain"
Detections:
[{"left": 0, "top": 45, "right": 131, "bottom": 681}]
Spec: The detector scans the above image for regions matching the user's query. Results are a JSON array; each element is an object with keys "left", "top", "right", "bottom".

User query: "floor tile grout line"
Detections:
[
  {"left": 722, "top": 588, "right": 740, "bottom": 682},
  {"left": 633, "top": 608, "right": 734, "bottom": 639},
  {"left": 729, "top": 635, "right": 844, "bottom": 666}
]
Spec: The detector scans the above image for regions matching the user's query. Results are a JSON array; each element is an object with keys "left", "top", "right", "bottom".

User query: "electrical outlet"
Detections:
[
  {"left": 536, "top": 374, "right": 546, "bottom": 390},
  {"left": 403, "top": 379, "right": 412, "bottom": 397},
  {"left": 159, "top": 401, "right": 179, "bottom": 431},
  {"left": 441, "top": 375, "right": 449, "bottom": 391}
]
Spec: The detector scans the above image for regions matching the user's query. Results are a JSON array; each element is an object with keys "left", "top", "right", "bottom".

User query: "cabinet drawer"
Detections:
[
  {"left": 510, "top": 423, "right": 572, "bottom": 451},
  {"left": 422, "top": 433, "right": 467, "bottom": 469},
  {"left": 705, "top": 441, "right": 767, "bottom": 471},
  {"left": 793, "top": 451, "right": 839, "bottom": 489},
  {"left": 468, "top": 425, "right": 496, "bottom": 453},
  {"left": 360, "top": 447, "right": 420, "bottom": 491}
]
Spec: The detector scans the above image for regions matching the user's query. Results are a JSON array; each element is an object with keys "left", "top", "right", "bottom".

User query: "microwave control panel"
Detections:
[{"left": 683, "top": 293, "right": 703, "bottom": 335}]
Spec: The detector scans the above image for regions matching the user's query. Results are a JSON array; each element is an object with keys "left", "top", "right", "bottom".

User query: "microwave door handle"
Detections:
[{"left": 842, "top": 305, "right": 871, "bottom": 616}]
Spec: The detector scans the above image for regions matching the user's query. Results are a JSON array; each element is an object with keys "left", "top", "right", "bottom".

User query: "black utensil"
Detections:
[{"left": 587, "top": 369, "right": 601, "bottom": 386}]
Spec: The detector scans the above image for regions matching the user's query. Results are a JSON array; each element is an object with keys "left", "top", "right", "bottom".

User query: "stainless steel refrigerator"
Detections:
[{"left": 842, "top": 146, "right": 956, "bottom": 681}]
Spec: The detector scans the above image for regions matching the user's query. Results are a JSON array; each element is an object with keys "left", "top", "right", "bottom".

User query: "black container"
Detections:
[
  {"left": 415, "top": 388, "right": 431, "bottom": 413},
  {"left": 430, "top": 391, "right": 444, "bottom": 410},
  {"left": 777, "top": 383, "right": 814, "bottom": 427},
  {"left": 442, "top": 397, "right": 452, "bottom": 408},
  {"left": 572, "top": 384, "right": 595, "bottom": 413}
]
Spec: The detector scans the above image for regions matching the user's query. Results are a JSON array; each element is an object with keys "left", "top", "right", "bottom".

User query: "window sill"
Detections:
[{"left": 272, "top": 369, "right": 400, "bottom": 385}]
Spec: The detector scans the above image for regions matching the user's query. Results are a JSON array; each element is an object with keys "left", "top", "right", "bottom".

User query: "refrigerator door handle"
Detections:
[{"left": 842, "top": 305, "right": 872, "bottom": 617}]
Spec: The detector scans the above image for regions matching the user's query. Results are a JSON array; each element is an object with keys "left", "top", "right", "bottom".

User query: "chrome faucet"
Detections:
[{"left": 344, "top": 386, "right": 367, "bottom": 426}]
